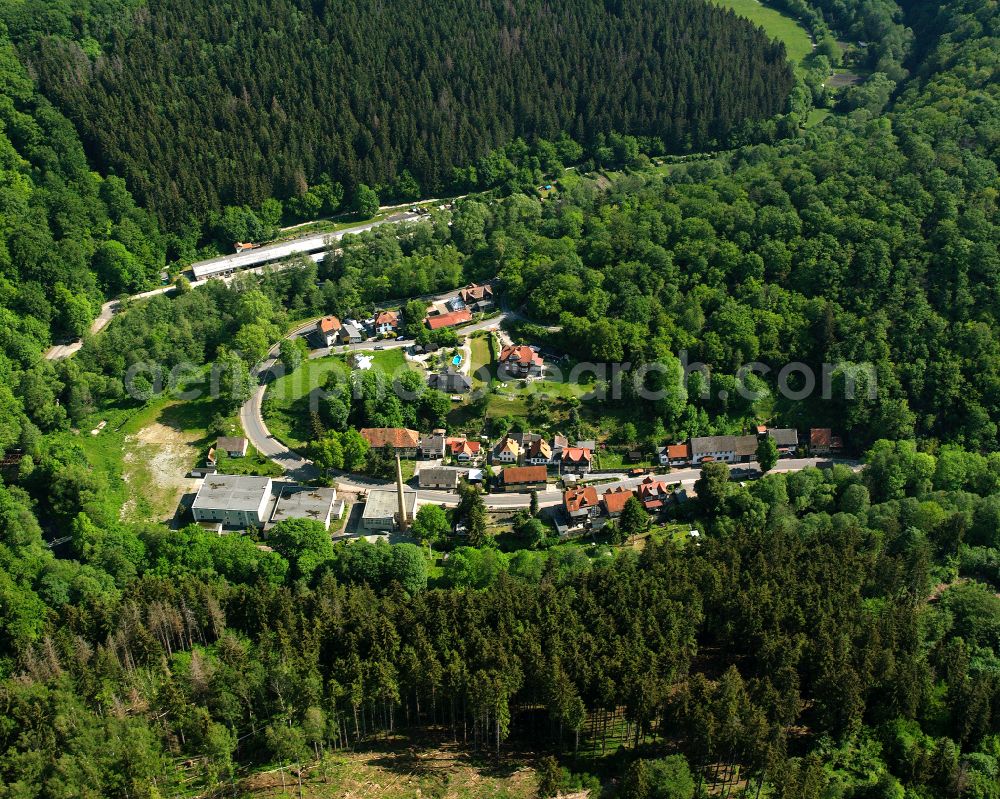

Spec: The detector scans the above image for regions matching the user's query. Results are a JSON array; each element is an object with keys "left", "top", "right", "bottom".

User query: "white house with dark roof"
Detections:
[{"left": 192, "top": 475, "right": 273, "bottom": 529}]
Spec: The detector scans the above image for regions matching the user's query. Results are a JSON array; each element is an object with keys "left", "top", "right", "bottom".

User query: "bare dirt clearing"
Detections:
[
  {"left": 121, "top": 407, "right": 205, "bottom": 523},
  {"left": 242, "top": 743, "right": 539, "bottom": 799}
]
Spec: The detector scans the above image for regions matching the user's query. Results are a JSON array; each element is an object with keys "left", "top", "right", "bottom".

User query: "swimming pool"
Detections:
[{"left": 452, "top": 354, "right": 463, "bottom": 367}]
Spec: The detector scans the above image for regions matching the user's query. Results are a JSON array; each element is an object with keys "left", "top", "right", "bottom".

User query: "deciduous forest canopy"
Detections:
[
  {"left": 0, "top": 0, "right": 998, "bottom": 796},
  {"left": 13, "top": 0, "right": 793, "bottom": 225}
]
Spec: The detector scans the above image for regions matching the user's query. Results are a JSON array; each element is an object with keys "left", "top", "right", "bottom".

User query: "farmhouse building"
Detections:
[
  {"left": 360, "top": 428, "right": 420, "bottom": 458},
  {"left": 499, "top": 465, "right": 547, "bottom": 492}
]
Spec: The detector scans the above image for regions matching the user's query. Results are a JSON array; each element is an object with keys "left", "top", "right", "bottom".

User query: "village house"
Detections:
[
  {"left": 339, "top": 321, "right": 364, "bottom": 344},
  {"left": 459, "top": 283, "right": 495, "bottom": 311},
  {"left": 766, "top": 427, "right": 799, "bottom": 456},
  {"left": 810, "top": 428, "right": 844, "bottom": 455},
  {"left": 426, "top": 309, "right": 473, "bottom": 330},
  {"left": 361, "top": 488, "right": 417, "bottom": 532},
  {"left": 192, "top": 475, "right": 273, "bottom": 529},
  {"left": 418, "top": 467, "right": 463, "bottom": 490},
  {"left": 561, "top": 446, "right": 593, "bottom": 474},
  {"left": 525, "top": 437, "right": 553, "bottom": 466},
  {"left": 564, "top": 485, "right": 601, "bottom": 522},
  {"left": 267, "top": 485, "right": 343, "bottom": 531},
  {"left": 658, "top": 442, "right": 691, "bottom": 467},
  {"left": 735, "top": 434, "right": 759, "bottom": 463},
  {"left": 492, "top": 435, "right": 522, "bottom": 465},
  {"left": 360, "top": 427, "right": 420, "bottom": 458},
  {"left": 316, "top": 315, "right": 342, "bottom": 348},
  {"left": 690, "top": 435, "right": 739, "bottom": 463},
  {"left": 636, "top": 476, "right": 671, "bottom": 513},
  {"left": 216, "top": 436, "right": 249, "bottom": 458},
  {"left": 498, "top": 345, "right": 544, "bottom": 379},
  {"left": 601, "top": 486, "right": 632, "bottom": 518},
  {"left": 448, "top": 438, "right": 482, "bottom": 463},
  {"left": 428, "top": 369, "right": 472, "bottom": 393},
  {"left": 417, "top": 432, "right": 447, "bottom": 459},
  {"left": 498, "top": 465, "right": 547, "bottom": 492},
  {"left": 374, "top": 310, "right": 399, "bottom": 336}
]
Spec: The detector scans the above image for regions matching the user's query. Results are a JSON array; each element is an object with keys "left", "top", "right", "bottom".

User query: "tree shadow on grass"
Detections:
[
  {"left": 362, "top": 737, "right": 526, "bottom": 782},
  {"left": 157, "top": 398, "right": 217, "bottom": 449}
]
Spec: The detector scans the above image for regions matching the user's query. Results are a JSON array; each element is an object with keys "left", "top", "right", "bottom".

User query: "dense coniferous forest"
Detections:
[
  {"left": 12, "top": 0, "right": 793, "bottom": 226},
  {"left": 5, "top": 443, "right": 1000, "bottom": 796}
]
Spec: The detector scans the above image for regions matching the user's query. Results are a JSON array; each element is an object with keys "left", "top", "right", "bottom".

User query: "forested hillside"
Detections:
[
  {"left": 4, "top": 444, "right": 1000, "bottom": 797},
  {"left": 0, "top": 0, "right": 998, "bottom": 796},
  {"left": 0, "top": 14, "right": 164, "bottom": 344},
  {"left": 12, "top": 0, "right": 793, "bottom": 226}
]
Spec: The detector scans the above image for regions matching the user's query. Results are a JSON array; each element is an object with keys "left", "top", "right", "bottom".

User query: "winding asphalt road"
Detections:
[
  {"left": 44, "top": 210, "right": 427, "bottom": 361},
  {"left": 239, "top": 298, "right": 517, "bottom": 502},
  {"left": 239, "top": 312, "right": 855, "bottom": 510}
]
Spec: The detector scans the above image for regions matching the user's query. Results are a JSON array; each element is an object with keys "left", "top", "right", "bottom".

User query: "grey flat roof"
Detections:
[
  {"left": 193, "top": 474, "right": 271, "bottom": 512},
  {"left": 270, "top": 485, "right": 337, "bottom": 525},
  {"left": 362, "top": 488, "right": 417, "bottom": 520}
]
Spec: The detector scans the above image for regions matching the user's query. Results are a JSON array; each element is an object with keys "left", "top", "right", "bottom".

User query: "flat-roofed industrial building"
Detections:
[{"left": 192, "top": 475, "right": 273, "bottom": 528}]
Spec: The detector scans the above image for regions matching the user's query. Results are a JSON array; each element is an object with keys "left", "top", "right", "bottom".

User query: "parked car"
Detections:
[
  {"left": 396, "top": 335, "right": 406, "bottom": 341},
  {"left": 374, "top": 345, "right": 385, "bottom": 351}
]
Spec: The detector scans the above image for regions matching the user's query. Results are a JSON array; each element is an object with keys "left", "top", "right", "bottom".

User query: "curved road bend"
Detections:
[
  {"left": 240, "top": 318, "right": 858, "bottom": 509},
  {"left": 44, "top": 210, "right": 424, "bottom": 361},
  {"left": 240, "top": 307, "right": 511, "bottom": 494}
]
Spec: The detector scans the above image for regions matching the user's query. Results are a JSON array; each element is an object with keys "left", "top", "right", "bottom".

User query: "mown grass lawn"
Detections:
[
  {"left": 468, "top": 333, "right": 495, "bottom": 387},
  {"left": 713, "top": 0, "right": 813, "bottom": 63},
  {"left": 264, "top": 349, "right": 415, "bottom": 449},
  {"left": 804, "top": 108, "right": 832, "bottom": 127}
]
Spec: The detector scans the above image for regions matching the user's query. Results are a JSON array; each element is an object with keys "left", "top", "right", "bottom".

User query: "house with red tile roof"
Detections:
[
  {"left": 499, "top": 465, "right": 548, "bottom": 492},
  {"left": 810, "top": 428, "right": 843, "bottom": 454},
  {"left": 525, "top": 437, "right": 553, "bottom": 466},
  {"left": 564, "top": 486, "right": 600, "bottom": 521},
  {"left": 498, "top": 345, "right": 544, "bottom": 378},
  {"left": 658, "top": 442, "right": 691, "bottom": 467},
  {"left": 316, "top": 315, "right": 342, "bottom": 347},
  {"left": 601, "top": 487, "right": 632, "bottom": 517},
  {"left": 360, "top": 428, "right": 420, "bottom": 458},
  {"left": 448, "top": 438, "right": 482, "bottom": 462},
  {"left": 636, "top": 476, "right": 671, "bottom": 512},
  {"left": 561, "top": 446, "right": 593, "bottom": 474},
  {"left": 426, "top": 309, "right": 473, "bottom": 330},
  {"left": 459, "top": 283, "right": 495, "bottom": 309},
  {"left": 374, "top": 310, "right": 399, "bottom": 336}
]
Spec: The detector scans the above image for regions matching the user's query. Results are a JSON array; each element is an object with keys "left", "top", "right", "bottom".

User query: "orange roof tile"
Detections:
[
  {"left": 500, "top": 345, "right": 543, "bottom": 368},
  {"left": 502, "top": 466, "right": 548, "bottom": 485},
  {"left": 564, "top": 486, "right": 599, "bottom": 512},
  {"left": 427, "top": 310, "right": 472, "bottom": 330},
  {"left": 601, "top": 488, "right": 632, "bottom": 514},
  {"left": 317, "top": 315, "right": 342, "bottom": 333},
  {"left": 360, "top": 428, "right": 420, "bottom": 449},
  {"left": 562, "top": 447, "right": 593, "bottom": 464}
]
